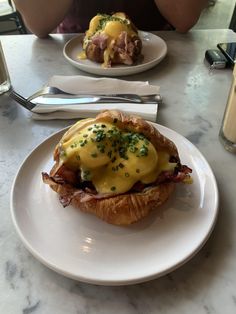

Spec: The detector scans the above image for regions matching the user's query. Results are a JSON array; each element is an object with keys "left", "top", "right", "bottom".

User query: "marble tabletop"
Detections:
[{"left": 0, "top": 29, "right": 236, "bottom": 314}]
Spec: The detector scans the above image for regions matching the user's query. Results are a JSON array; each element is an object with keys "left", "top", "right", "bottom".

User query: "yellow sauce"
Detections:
[
  {"left": 78, "top": 51, "right": 87, "bottom": 59},
  {"left": 86, "top": 15, "right": 104, "bottom": 37},
  {"left": 82, "top": 13, "right": 138, "bottom": 67},
  {"left": 59, "top": 121, "right": 177, "bottom": 195}
]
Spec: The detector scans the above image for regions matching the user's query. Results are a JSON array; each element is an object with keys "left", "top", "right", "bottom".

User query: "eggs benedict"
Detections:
[
  {"left": 79, "top": 12, "right": 142, "bottom": 67},
  {"left": 42, "top": 110, "right": 192, "bottom": 225}
]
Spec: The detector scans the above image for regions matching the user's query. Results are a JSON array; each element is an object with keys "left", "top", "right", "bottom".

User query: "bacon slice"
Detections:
[{"left": 42, "top": 162, "right": 192, "bottom": 207}]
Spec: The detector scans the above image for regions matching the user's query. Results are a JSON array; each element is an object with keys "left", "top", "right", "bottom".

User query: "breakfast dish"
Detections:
[
  {"left": 79, "top": 12, "right": 142, "bottom": 68},
  {"left": 63, "top": 31, "right": 167, "bottom": 76},
  {"left": 10, "top": 122, "right": 218, "bottom": 285},
  {"left": 42, "top": 110, "right": 192, "bottom": 225}
]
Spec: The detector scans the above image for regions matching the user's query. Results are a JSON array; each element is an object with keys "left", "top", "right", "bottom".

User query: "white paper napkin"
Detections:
[{"left": 31, "top": 75, "right": 160, "bottom": 122}]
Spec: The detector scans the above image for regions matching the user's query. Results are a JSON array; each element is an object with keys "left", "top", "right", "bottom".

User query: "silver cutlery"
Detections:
[
  {"left": 28, "top": 86, "right": 143, "bottom": 103},
  {"left": 9, "top": 90, "right": 35, "bottom": 111},
  {"left": 27, "top": 86, "right": 162, "bottom": 104},
  {"left": 9, "top": 89, "right": 162, "bottom": 112}
]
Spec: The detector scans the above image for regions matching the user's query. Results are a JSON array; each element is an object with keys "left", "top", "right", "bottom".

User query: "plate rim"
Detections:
[
  {"left": 10, "top": 123, "right": 219, "bottom": 286},
  {"left": 63, "top": 31, "right": 168, "bottom": 76}
]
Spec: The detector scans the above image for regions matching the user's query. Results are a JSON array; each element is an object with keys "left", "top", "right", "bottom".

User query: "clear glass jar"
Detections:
[
  {"left": 0, "top": 41, "right": 11, "bottom": 95},
  {"left": 219, "top": 65, "right": 236, "bottom": 153}
]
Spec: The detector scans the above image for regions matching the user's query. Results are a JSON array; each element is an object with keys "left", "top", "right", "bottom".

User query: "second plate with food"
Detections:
[{"left": 63, "top": 31, "right": 167, "bottom": 76}]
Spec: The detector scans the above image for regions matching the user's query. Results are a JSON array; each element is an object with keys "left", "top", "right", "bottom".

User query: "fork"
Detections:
[
  {"left": 9, "top": 90, "right": 35, "bottom": 111},
  {"left": 27, "top": 86, "right": 77, "bottom": 101}
]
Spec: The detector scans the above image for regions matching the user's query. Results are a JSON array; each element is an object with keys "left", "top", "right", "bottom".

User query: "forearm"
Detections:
[
  {"left": 14, "top": 0, "right": 73, "bottom": 37},
  {"left": 155, "top": 0, "right": 208, "bottom": 32}
]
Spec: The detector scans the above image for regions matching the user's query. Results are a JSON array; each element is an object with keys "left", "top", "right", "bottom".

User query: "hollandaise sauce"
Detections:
[
  {"left": 59, "top": 120, "right": 176, "bottom": 195},
  {"left": 80, "top": 13, "right": 138, "bottom": 67}
]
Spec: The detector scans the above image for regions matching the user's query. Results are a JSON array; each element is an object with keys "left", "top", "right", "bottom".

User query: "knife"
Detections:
[
  {"left": 30, "top": 94, "right": 162, "bottom": 106},
  {"left": 9, "top": 90, "right": 162, "bottom": 112}
]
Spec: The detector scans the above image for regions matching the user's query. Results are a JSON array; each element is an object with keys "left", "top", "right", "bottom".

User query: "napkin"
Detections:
[{"left": 31, "top": 75, "right": 160, "bottom": 122}]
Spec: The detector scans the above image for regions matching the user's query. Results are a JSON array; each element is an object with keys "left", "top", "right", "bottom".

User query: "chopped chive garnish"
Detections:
[
  {"left": 111, "top": 156, "right": 116, "bottom": 163},
  {"left": 139, "top": 145, "right": 148, "bottom": 156},
  {"left": 70, "top": 142, "right": 77, "bottom": 148}
]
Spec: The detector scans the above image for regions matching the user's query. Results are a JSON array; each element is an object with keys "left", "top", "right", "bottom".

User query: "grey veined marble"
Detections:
[{"left": 0, "top": 30, "right": 236, "bottom": 314}]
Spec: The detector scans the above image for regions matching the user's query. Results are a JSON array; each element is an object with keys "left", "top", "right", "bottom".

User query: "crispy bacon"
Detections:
[
  {"left": 42, "top": 172, "right": 119, "bottom": 206},
  {"left": 42, "top": 161, "right": 192, "bottom": 207},
  {"left": 52, "top": 165, "right": 79, "bottom": 186}
]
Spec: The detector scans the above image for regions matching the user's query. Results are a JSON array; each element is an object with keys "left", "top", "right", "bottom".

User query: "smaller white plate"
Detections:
[{"left": 63, "top": 31, "right": 167, "bottom": 76}]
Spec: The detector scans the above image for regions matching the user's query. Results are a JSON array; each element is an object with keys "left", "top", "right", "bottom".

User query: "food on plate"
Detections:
[
  {"left": 42, "top": 110, "right": 192, "bottom": 225},
  {"left": 79, "top": 12, "right": 142, "bottom": 67}
]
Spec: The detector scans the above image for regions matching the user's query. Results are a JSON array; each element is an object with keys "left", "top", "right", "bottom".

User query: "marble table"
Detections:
[{"left": 0, "top": 29, "right": 236, "bottom": 314}]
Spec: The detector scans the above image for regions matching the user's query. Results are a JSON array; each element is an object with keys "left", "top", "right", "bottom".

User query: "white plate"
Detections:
[
  {"left": 11, "top": 124, "right": 218, "bottom": 286},
  {"left": 63, "top": 31, "right": 167, "bottom": 76}
]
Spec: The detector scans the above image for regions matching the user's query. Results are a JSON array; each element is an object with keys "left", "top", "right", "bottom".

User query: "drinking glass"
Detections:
[
  {"left": 0, "top": 41, "right": 11, "bottom": 94},
  {"left": 219, "top": 64, "right": 236, "bottom": 153}
]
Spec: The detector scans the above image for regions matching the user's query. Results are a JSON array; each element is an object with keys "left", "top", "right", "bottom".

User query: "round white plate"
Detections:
[
  {"left": 63, "top": 31, "right": 167, "bottom": 76},
  {"left": 11, "top": 124, "right": 218, "bottom": 286}
]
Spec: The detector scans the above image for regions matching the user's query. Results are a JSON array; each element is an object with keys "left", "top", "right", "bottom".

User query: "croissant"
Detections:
[
  {"left": 42, "top": 110, "right": 192, "bottom": 225},
  {"left": 81, "top": 12, "right": 142, "bottom": 67}
]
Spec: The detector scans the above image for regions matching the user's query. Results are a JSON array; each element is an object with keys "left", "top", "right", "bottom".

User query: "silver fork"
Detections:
[
  {"left": 9, "top": 90, "right": 35, "bottom": 111},
  {"left": 27, "top": 86, "right": 77, "bottom": 101}
]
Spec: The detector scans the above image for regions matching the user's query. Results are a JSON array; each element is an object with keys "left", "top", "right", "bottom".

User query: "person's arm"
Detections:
[
  {"left": 154, "top": 0, "right": 208, "bottom": 32},
  {"left": 14, "top": 0, "right": 73, "bottom": 37}
]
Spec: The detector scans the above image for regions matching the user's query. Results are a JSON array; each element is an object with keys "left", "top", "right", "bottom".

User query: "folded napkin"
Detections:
[{"left": 31, "top": 75, "right": 160, "bottom": 122}]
